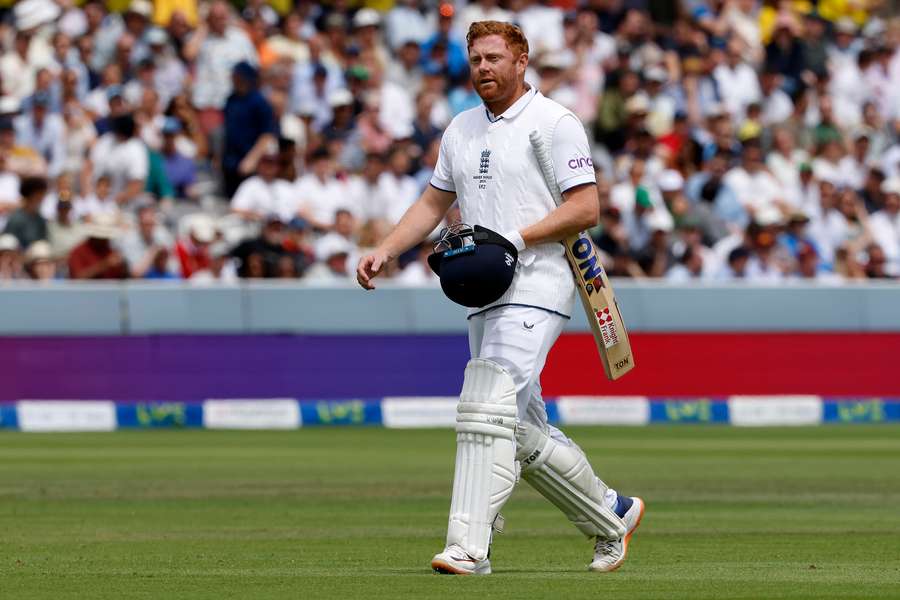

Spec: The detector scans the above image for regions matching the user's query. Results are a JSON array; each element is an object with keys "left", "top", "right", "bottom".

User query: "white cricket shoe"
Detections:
[
  {"left": 589, "top": 496, "right": 645, "bottom": 572},
  {"left": 431, "top": 544, "right": 492, "bottom": 575}
]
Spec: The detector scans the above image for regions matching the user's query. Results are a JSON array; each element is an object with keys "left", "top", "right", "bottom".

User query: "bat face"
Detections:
[
  {"left": 563, "top": 232, "right": 635, "bottom": 380},
  {"left": 568, "top": 234, "right": 604, "bottom": 295}
]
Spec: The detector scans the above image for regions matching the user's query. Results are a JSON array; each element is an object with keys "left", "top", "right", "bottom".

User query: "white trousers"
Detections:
[
  {"left": 468, "top": 305, "right": 570, "bottom": 442},
  {"left": 467, "top": 304, "right": 618, "bottom": 510}
]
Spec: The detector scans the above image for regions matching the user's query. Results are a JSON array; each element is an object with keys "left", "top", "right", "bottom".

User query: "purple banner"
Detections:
[{"left": 0, "top": 335, "right": 470, "bottom": 402}]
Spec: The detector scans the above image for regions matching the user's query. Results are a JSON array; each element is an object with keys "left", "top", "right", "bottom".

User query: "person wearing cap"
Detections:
[
  {"left": 174, "top": 214, "right": 217, "bottom": 278},
  {"left": 159, "top": 117, "right": 197, "bottom": 200},
  {"left": 0, "top": 233, "right": 24, "bottom": 280},
  {"left": 3, "top": 176, "right": 49, "bottom": 249},
  {"left": 67, "top": 213, "right": 128, "bottom": 280},
  {"left": 352, "top": 8, "right": 390, "bottom": 72},
  {"left": 304, "top": 230, "right": 355, "bottom": 282},
  {"left": 23, "top": 240, "right": 57, "bottom": 281},
  {"left": 186, "top": 0, "right": 257, "bottom": 133},
  {"left": 14, "top": 91, "right": 66, "bottom": 177},
  {"left": 358, "top": 21, "right": 643, "bottom": 575},
  {"left": 221, "top": 61, "right": 277, "bottom": 197}
]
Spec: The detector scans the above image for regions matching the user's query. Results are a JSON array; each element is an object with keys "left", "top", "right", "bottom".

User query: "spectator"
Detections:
[
  {"left": 869, "top": 179, "right": 900, "bottom": 273},
  {"left": 222, "top": 61, "right": 277, "bottom": 197},
  {"left": 14, "top": 91, "right": 66, "bottom": 178},
  {"left": 379, "top": 147, "right": 420, "bottom": 225},
  {"left": 295, "top": 147, "right": 351, "bottom": 228},
  {"left": 3, "top": 176, "right": 48, "bottom": 248},
  {"left": 88, "top": 113, "right": 148, "bottom": 209},
  {"left": 120, "top": 204, "right": 175, "bottom": 279},
  {"left": 665, "top": 245, "right": 705, "bottom": 282},
  {"left": 717, "top": 245, "right": 751, "bottom": 281},
  {"left": 174, "top": 215, "right": 216, "bottom": 279},
  {"left": 187, "top": 0, "right": 257, "bottom": 133},
  {"left": 0, "top": 233, "right": 23, "bottom": 280},
  {"left": 23, "top": 240, "right": 57, "bottom": 281},
  {"left": 0, "top": 117, "right": 46, "bottom": 178},
  {"left": 231, "top": 215, "right": 290, "bottom": 278},
  {"left": 46, "top": 198, "right": 84, "bottom": 261},
  {"left": 305, "top": 233, "right": 354, "bottom": 283},
  {"left": 159, "top": 118, "right": 196, "bottom": 200},
  {"left": 67, "top": 214, "right": 128, "bottom": 280},
  {"left": 231, "top": 150, "right": 296, "bottom": 224}
]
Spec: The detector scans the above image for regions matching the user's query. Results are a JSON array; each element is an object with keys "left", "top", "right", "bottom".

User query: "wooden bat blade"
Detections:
[{"left": 563, "top": 231, "right": 635, "bottom": 380}]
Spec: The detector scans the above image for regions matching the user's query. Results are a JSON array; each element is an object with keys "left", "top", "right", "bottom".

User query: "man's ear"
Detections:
[{"left": 517, "top": 53, "right": 529, "bottom": 76}]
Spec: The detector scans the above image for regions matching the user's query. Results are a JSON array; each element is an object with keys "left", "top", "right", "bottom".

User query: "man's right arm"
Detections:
[{"left": 356, "top": 184, "right": 456, "bottom": 290}]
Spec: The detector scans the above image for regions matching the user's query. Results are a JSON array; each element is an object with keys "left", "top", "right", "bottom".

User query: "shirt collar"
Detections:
[{"left": 485, "top": 84, "right": 537, "bottom": 123}]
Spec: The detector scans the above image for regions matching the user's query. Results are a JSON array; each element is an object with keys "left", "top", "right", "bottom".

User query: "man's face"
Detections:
[{"left": 468, "top": 34, "right": 526, "bottom": 106}]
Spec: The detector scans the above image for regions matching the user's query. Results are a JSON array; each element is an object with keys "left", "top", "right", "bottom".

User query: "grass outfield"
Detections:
[{"left": 1, "top": 426, "right": 899, "bottom": 600}]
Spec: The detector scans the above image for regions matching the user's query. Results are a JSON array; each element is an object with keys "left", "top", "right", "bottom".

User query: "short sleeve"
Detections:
[
  {"left": 429, "top": 127, "right": 456, "bottom": 193},
  {"left": 551, "top": 114, "right": 596, "bottom": 193}
]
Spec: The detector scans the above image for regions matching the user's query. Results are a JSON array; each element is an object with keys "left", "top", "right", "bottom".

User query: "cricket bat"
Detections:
[{"left": 528, "top": 130, "right": 635, "bottom": 380}]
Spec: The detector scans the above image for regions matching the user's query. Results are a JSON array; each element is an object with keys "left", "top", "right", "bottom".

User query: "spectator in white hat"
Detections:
[
  {"left": 23, "top": 240, "right": 57, "bottom": 281},
  {"left": 175, "top": 215, "right": 217, "bottom": 279}
]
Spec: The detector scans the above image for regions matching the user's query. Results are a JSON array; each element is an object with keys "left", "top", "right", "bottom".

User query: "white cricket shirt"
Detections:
[{"left": 430, "top": 86, "right": 596, "bottom": 317}]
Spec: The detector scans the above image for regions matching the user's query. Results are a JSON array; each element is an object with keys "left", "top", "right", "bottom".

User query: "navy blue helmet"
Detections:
[{"left": 428, "top": 224, "right": 519, "bottom": 308}]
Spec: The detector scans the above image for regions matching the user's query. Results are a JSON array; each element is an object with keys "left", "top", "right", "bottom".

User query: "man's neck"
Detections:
[{"left": 485, "top": 82, "right": 528, "bottom": 117}]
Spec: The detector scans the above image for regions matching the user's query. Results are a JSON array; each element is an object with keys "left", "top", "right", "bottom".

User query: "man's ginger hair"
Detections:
[{"left": 466, "top": 21, "right": 529, "bottom": 58}]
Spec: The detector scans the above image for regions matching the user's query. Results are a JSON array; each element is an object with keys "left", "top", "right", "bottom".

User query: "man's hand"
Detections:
[{"left": 356, "top": 249, "right": 392, "bottom": 290}]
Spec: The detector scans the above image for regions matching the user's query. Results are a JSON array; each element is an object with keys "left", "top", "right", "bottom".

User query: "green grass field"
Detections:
[{"left": 1, "top": 426, "right": 899, "bottom": 599}]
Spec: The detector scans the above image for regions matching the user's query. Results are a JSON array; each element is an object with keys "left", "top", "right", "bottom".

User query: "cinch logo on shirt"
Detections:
[{"left": 568, "top": 157, "right": 593, "bottom": 169}]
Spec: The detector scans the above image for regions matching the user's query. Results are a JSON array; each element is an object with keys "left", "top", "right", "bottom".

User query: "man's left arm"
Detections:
[{"left": 519, "top": 115, "right": 599, "bottom": 248}]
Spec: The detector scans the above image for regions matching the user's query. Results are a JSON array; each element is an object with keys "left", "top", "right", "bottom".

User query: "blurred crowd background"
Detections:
[{"left": 0, "top": 0, "right": 899, "bottom": 285}]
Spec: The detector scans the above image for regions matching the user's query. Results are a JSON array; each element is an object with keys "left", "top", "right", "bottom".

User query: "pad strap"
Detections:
[{"left": 516, "top": 424, "right": 626, "bottom": 540}]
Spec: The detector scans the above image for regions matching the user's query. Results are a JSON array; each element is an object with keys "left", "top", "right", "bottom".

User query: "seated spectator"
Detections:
[
  {"left": 74, "top": 175, "right": 121, "bottom": 223},
  {"left": 724, "top": 140, "right": 786, "bottom": 216},
  {"left": 159, "top": 118, "right": 197, "bottom": 200},
  {"left": 68, "top": 215, "right": 129, "bottom": 280},
  {"left": 863, "top": 243, "right": 896, "bottom": 279},
  {"left": 174, "top": 215, "right": 217, "bottom": 279},
  {"left": 0, "top": 233, "right": 23, "bottom": 280},
  {"left": 88, "top": 113, "right": 148, "bottom": 209},
  {"left": 295, "top": 147, "right": 351, "bottom": 228},
  {"left": 0, "top": 117, "right": 46, "bottom": 178},
  {"left": 379, "top": 147, "right": 420, "bottom": 224},
  {"left": 14, "top": 91, "right": 66, "bottom": 178},
  {"left": 230, "top": 150, "right": 296, "bottom": 223},
  {"left": 305, "top": 234, "right": 354, "bottom": 283},
  {"left": 47, "top": 199, "right": 85, "bottom": 262},
  {"left": 231, "top": 215, "right": 291, "bottom": 278},
  {"left": 717, "top": 245, "right": 751, "bottom": 281},
  {"left": 790, "top": 242, "right": 842, "bottom": 283},
  {"left": 190, "top": 242, "right": 240, "bottom": 284},
  {"left": 120, "top": 204, "right": 176, "bottom": 279},
  {"left": 869, "top": 179, "right": 900, "bottom": 273},
  {"left": 23, "top": 240, "right": 57, "bottom": 281},
  {"left": 665, "top": 245, "right": 705, "bottom": 282},
  {"left": 3, "top": 176, "right": 48, "bottom": 249}
]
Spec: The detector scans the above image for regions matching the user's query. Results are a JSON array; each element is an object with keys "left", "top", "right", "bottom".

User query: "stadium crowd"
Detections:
[{"left": 0, "top": 0, "right": 899, "bottom": 284}]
